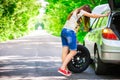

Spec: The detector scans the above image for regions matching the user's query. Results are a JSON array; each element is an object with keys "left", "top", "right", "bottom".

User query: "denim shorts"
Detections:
[{"left": 61, "top": 28, "right": 77, "bottom": 50}]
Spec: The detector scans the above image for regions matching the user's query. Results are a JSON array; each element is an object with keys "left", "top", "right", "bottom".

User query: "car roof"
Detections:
[{"left": 92, "top": 4, "right": 110, "bottom": 14}]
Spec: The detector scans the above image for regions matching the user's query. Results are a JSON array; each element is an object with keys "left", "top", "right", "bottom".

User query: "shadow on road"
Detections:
[
  {"left": 0, "top": 57, "right": 120, "bottom": 79},
  {"left": 0, "top": 56, "right": 61, "bottom": 77}
]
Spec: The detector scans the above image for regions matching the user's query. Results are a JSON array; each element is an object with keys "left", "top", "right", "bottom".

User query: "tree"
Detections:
[{"left": 0, "top": 0, "right": 40, "bottom": 42}]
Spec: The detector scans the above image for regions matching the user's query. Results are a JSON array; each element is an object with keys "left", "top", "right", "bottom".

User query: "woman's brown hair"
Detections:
[{"left": 67, "top": 5, "right": 91, "bottom": 31}]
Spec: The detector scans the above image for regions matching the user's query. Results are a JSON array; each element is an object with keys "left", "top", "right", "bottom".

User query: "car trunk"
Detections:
[
  {"left": 108, "top": 0, "right": 120, "bottom": 11},
  {"left": 110, "top": 12, "right": 120, "bottom": 39},
  {"left": 108, "top": 0, "right": 120, "bottom": 39}
]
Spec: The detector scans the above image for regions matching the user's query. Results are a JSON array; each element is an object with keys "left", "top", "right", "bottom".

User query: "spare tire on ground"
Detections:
[{"left": 67, "top": 44, "right": 90, "bottom": 73}]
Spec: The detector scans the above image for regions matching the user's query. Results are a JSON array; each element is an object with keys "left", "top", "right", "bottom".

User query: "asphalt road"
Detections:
[{"left": 0, "top": 30, "right": 120, "bottom": 80}]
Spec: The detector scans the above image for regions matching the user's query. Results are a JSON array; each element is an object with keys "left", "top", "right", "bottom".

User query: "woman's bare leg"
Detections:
[
  {"left": 60, "top": 50, "right": 77, "bottom": 70},
  {"left": 61, "top": 46, "right": 69, "bottom": 63}
]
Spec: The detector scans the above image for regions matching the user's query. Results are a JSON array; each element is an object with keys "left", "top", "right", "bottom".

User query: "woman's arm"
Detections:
[{"left": 78, "top": 9, "right": 108, "bottom": 18}]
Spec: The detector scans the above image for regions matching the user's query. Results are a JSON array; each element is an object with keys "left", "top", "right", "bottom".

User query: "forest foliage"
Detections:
[
  {"left": 0, "top": 0, "right": 40, "bottom": 42},
  {"left": 0, "top": 0, "right": 108, "bottom": 42}
]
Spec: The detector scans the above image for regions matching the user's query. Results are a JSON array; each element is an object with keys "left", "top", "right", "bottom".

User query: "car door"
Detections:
[
  {"left": 84, "top": 16, "right": 108, "bottom": 59},
  {"left": 84, "top": 18, "right": 102, "bottom": 58}
]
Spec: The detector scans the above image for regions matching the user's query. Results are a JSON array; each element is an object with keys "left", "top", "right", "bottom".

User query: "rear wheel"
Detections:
[
  {"left": 67, "top": 45, "right": 90, "bottom": 73},
  {"left": 94, "top": 46, "right": 108, "bottom": 75}
]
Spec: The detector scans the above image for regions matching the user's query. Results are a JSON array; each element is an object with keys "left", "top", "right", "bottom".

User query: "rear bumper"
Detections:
[
  {"left": 100, "top": 39, "right": 120, "bottom": 64},
  {"left": 100, "top": 52, "right": 120, "bottom": 64}
]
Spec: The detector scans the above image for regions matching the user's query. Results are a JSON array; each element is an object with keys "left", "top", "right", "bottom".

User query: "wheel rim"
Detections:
[{"left": 71, "top": 50, "right": 87, "bottom": 69}]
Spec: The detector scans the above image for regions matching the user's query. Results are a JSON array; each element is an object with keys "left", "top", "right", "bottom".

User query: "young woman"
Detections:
[{"left": 58, "top": 5, "right": 108, "bottom": 76}]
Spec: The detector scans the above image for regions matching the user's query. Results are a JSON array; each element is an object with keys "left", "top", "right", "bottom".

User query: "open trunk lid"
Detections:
[
  {"left": 108, "top": 0, "right": 120, "bottom": 11},
  {"left": 110, "top": 12, "right": 120, "bottom": 39}
]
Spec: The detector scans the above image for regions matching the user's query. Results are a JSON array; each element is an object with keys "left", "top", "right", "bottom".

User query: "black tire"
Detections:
[
  {"left": 94, "top": 46, "right": 107, "bottom": 75},
  {"left": 67, "top": 44, "right": 90, "bottom": 73}
]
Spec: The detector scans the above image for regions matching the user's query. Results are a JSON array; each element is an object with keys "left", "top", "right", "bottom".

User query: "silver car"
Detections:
[{"left": 84, "top": 0, "right": 120, "bottom": 75}]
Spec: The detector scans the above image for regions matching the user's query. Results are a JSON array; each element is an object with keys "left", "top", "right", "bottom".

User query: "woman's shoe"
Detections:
[{"left": 58, "top": 68, "right": 72, "bottom": 76}]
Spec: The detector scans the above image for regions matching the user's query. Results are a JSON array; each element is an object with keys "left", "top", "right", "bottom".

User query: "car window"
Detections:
[
  {"left": 100, "top": 17, "right": 108, "bottom": 27},
  {"left": 90, "top": 16, "right": 108, "bottom": 29},
  {"left": 91, "top": 18, "right": 99, "bottom": 29},
  {"left": 90, "top": 3, "right": 109, "bottom": 29},
  {"left": 96, "top": 18, "right": 104, "bottom": 28},
  {"left": 90, "top": 18, "right": 101, "bottom": 29}
]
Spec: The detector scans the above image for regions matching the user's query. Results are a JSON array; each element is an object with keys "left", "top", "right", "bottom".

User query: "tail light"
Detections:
[{"left": 102, "top": 28, "right": 118, "bottom": 40}]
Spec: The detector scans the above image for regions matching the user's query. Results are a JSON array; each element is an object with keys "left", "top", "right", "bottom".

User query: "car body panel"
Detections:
[
  {"left": 84, "top": 3, "right": 120, "bottom": 64},
  {"left": 101, "top": 38, "right": 120, "bottom": 62}
]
